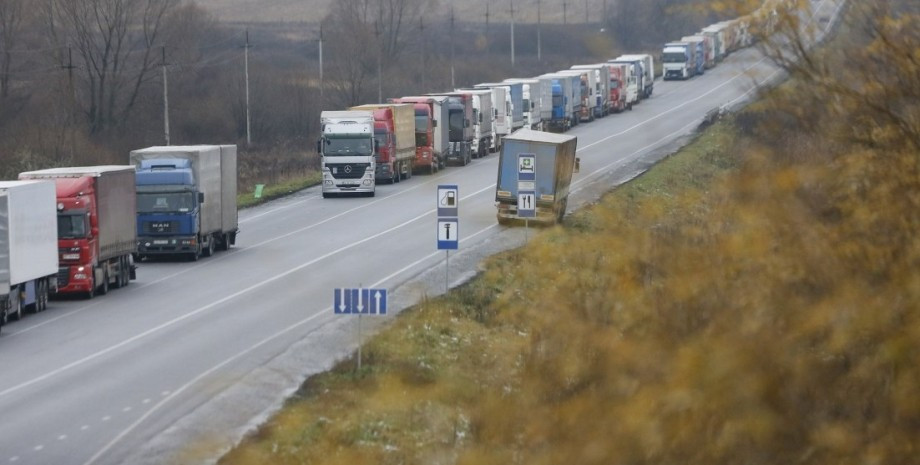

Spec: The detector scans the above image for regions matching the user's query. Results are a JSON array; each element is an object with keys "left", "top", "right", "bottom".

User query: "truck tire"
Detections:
[
  {"left": 98, "top": 270, "right": 109, "bottom": 296},
  {"left": 9, "top": 292, "right": 23, "bottom": 321},
  {"left": 203, "top": 237, "right": 215, "bottom": 258},
  {"left": 86, "top": 275, "right": 95, "bottom": 300}
]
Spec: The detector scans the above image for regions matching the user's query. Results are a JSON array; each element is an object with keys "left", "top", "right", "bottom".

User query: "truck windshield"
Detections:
[
  {"left": 58, "top": 213, "right": 88, "bottom": 239},
  {"left": 663, "top": 52, "right": 687, "bottom": 63},
  {"left": 610, "top": 79, "right": 620, "bottom": 88},
  {"left": 323, "top": 136, "right": 373, "bottom": 156},
  {"left": 448, "top": 110, "right": 464, "bottom": 142},
  {"left": 137, "top": 192, "right": 197, "bottom": 213}
]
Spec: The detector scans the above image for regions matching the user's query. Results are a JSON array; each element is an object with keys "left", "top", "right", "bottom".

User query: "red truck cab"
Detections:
[
  {"left": 607, "top": 65, "right": 627, "bottom": 113},
  {"left": 55, "top": 177, "right": 97, "bottom": 294},
  {"left": 411, "top": 104, "right": 435, "bottom": 173}
]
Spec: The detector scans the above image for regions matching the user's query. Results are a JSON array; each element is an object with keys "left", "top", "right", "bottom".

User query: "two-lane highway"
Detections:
[{"left": 0, "top": 2, "right": 844, "bottom": 463}]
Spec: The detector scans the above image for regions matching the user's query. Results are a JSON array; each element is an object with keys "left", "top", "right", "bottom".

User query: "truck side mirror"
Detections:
[
  {"left": 432, "top": 120, "right": 437, "bottom": 128},
  {"left": 375, "top": 139, "right": 380, "bottom": 151},
  {"left": 316, "top": 140, "right": 322, "bottom": 153},
  {"left": 198, "top": 192, "right": 205, "bottom": 203},
  {"left": 574, "top": 158, "right": 581, "bottom": 174},
  {"left": 465, "top": 119, "right": 470, "bottom": 128}
]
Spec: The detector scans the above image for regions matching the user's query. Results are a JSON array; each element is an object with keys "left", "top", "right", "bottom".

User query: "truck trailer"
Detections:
[
  {"left": 451, "top": 89, "right": 494, "bottom": 159},
  {"left": 129, "top": 145, "right": 238, "bottom": 261},
  {"left": 427, "top": 93, "right": 474, "bottom": 166},
  {"left": 571, "top": 64, "right": 611, "bottom": 118},
  {"left": 0, "top": 181, "right": 58, "bottom": 328},
  {"left": 20, "top": 166, "right": 137, "bottom": 298},
  {"left": 495, "top": 129, "right": 579, "bottom": 225}
]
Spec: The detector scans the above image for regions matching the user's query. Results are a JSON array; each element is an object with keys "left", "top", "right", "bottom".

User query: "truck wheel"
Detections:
[
  {"left": 86, "top": 275, "right": 95, "bottom": 300},
  {"left": 203, "top": 238, "right": 215, "bottom": 257},
  {"left": 98, "top": 270, "right": 109, "bottom": 296},
  {"left": 10, "top": 292, "right": 23, "bottom": 321},
  {"left": 35, "top": 280, "right": 48, "bottom": 312}
]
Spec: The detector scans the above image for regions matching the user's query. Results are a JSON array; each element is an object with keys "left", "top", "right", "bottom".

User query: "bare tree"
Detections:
[
  {"left": 0, "top": 0, "right": 24, "bottom": 98},
  {"left": 44, "top": 0, "right": 178, "bottom": 134}
]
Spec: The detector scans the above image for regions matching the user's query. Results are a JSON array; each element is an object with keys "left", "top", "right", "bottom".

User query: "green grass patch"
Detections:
[{"left": 237, "top": 172, "right": 322, "bottom": 209}]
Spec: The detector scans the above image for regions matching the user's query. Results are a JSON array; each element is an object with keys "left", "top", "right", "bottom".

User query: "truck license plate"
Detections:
[{"left": 153, "top": 240, "right": 169, "bottom": 245}]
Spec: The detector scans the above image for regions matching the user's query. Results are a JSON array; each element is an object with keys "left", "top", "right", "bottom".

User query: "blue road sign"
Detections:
[
  {"left": 334, "top": 288, "right": 388, "bottom": 315},
  {"left": 437, "top": 184, "right": 459, "bottom": 217},
  {"left": 518, "top": 191, "right": 536, "bottom": 218},
  {"left": 437, "top": 218, "right": 459, "bottom": 250},
  {"left": 518, "top": 153, "right": 536, "bottom": 182}
]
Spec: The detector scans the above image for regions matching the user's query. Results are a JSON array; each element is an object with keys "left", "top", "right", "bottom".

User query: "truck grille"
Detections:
[
  {"left": 327, "top": 163, "right": 370, "bottom": 179},
  {"left": 57, "top": 267, "right": 70, "bottom": 288},
  {"left": 143, "top": 221, "right": 179, "bottom": 234}
]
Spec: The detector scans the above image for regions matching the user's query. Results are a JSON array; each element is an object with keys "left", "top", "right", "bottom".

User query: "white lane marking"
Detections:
[
  {"left": 32, "top": 446, "right": 43, "bottom": 452},
  {"left": 101, "top": 416, "right": 110, "bottom": 422},
  {"left": 142, "top": 398, "right": 151, "bottom": 404},
  {"left": 82, "top": 220, "right": 504, "bottom": 465},
  {"left": 0, "top": 184, "right": 496, "bottom": 401},
  {"left": 160, "top": 391, "right": 171, "bottom": 397},
  {"left": 8, "top": 456, "right": 18, "bottom": 462},
  {"left": 122, "top": 407, "right": 132, "bottom": 413},
  {"left": 239, "top": 195, "right": 321, "bottom": 224},
  {"left": 81, "top": 425, "right": 89, "bottom": 431},
  {"left": 58, "top": 435, "right": 67, "bottom": 441}
]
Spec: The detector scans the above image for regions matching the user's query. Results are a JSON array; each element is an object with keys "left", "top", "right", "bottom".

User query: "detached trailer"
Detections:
[
  {"left": 0, "top": 181, "right": 59, "bottom": 328},
  {"left": 495, "top": 130, "right": 579, "bottom": 225}
]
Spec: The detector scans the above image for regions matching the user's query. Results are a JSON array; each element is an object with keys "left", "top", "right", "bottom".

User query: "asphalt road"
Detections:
[{"left": 0, "top": 1, "right": 844, "bottom": 463}]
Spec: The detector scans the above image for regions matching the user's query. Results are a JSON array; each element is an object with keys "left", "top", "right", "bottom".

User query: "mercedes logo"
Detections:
[{"left": 344, "top": 165, "right": 353, "bottom": 174}]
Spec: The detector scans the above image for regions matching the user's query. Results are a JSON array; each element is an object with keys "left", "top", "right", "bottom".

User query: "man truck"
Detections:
[
  {"left": 350, "top": 104, "right": 416, "bottom": 183},
  {"left": 494, "top": 129, "right": 579, "bottom": 225},
  {"left": 0, "top": 181, "right": 58, "bottom": 328},
  {"left": 129, "top": 145, "right": 239, "bottom": 261},
  {"left": 20, "top": 166, "right": 137, "bottom": 298}
]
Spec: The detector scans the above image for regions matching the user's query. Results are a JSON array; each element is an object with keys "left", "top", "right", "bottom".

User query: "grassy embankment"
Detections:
[
  {"left": 237, "top": 172, "right": 322, "bottom": 209},
  {"left": 221, "top": 3, "right": 920, "bottom": 463},
  {"left": 219, "top": 119, "right": 740, "bottom": 465}
]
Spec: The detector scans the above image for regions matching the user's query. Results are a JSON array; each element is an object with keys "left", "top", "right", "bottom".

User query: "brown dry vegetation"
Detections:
[{"left": 219, "top": 1, "right": 920, "bottom": 463}]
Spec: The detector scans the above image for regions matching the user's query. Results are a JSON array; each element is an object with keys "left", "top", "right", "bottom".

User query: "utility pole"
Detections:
[
  {"left": 603, "top": 0, "right": 607, "bottom": 25},
  {"left": 318, "top": 23, "right": 324, "bottom": 109},
  {"left": 510, "top": 0, "right": 515, "bottom": 68},
  {"left": 450, "top": 7, "right": 455, "bottom": 89},
  {"left": 62, "top": 46, "right": 77, "bottom": 162},
  {"left": 419, "top": 17, "right": 426, "bottom": 90},
  {"left": 585, "top": 0, "right": 589, "bottom": 24},
  {"left": 243, "top": 29, "right": 252, "bottom": 147},
  {"left": 375, "top": 20, "right": 382, "bottom": 103},
  {"left": 537, "top": 0, "right": 542, "bottom": 61},
  {"left": 485, "top": 3, "right": 490, "bottom": 55},
  {"left": 161, "top": 46, "right": 170, "bottom": 146},
  {"left": 563, "top": 1, "right": 568, "bottom": 25}
]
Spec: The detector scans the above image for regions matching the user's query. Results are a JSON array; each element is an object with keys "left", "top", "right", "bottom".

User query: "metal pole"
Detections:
[
  {"left": 563, "top": 1, "right": 567, "bottom": 25},
  {"left": 318, "top": 24, "right": 324, "bottom": 108},
  {"left": 63, "top": 46, "right": 76, "bottom": 163},
  {"left": 161, "top": 46, "right": 170, "bottom": 146},
  {"left": 244, "top": 29, "right": 252, "bottom": 147},
  {"left": 485, "top": 3, "right": 490, "bottom": 56},
  {"left": 585, "top": 0, "right": 589, "bottom": 24},
  {"left": 357, "top": 284, "right": 363, "bottom": 372},
  {"left": 445, "top": 250, "right": 449, "bottom": 293},
  {"left": 510, "top": 0, "right": 515, "bottom": 67},
  {"left": 419, "top": 17, "right": 426, "bottom": 89}
]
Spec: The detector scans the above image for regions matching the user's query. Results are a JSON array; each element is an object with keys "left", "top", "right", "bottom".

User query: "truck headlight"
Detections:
[
  {"left": 324, "top": 180, "right": 333, "bottom": 186},
  {"left": 363, "top": 179, "right": 372, "bottom": 186}
]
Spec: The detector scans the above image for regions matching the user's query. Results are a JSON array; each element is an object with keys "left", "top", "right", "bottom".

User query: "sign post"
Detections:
[
  {"left": 334, "top": 287, "right": 388, "bottom": 371},
  {"left": 437, "top": 185, "right": 460, "bottom": 292},
  {"left": 518, "top": 154, "right": 536, "bottom": 237}
]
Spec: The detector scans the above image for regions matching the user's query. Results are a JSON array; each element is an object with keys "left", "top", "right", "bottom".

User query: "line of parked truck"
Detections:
[
  {"left": 1, "top": 0, "right": 796, "bottom": 332},
  {"left": 1, "top": 146, "right": 239, "bottom": 331}
]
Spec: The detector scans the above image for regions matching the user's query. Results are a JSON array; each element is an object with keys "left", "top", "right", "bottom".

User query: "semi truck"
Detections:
[
  {"left": 701, "top": 25, "right": 727, "bottom": 62},
  {"left": 571, "top": 64, "right": 611, "bottom": 118},
  {"left": 605, "top": 63, "right": 631, "bottom": 112},
  {"left": 317, "top": 111, "right": 377, "bottom": 197},
  {"left": 474, "top": 84, "right": 511, "bottom": 150},
  {"left": 129, "top": 145, "right": 238, "bottom": 261},
  {"left": 494, "top": 129, "right": 579, "bottom": 225},
  {"left": 0, "top": 181, "right": 58, "bottom": 328},
  {"left": 617, "top": 54, "right": 655, "bottom": 99},
  {"left": 451, "top": 89, "right": 494, "bottom": 159},
  {"left": 538, "top": 73, "right": 578, "bottom": 132},
  {"left": 662, "top": 42, "right": 694, "bottom": 80},
  {"left": 389, "top": 96, "right": 450, "bottom": 174},
  {"left": 477, "top": 82, "right": 524, "bottom": 131},
  {"left": 558, "top": 69, "right": 596, "bottom": 122},
  {"left": 504, "top": 78, "right": 548, "bottom": 131},
  {"left": 682, "top": 35, "right": 716, "bottom": 69},
  {"left": 609, "top": 57, "right": 646, "bottom": 103},
  {"left": 20, "top": 166, "right": 137, "bottom": 298},
  {"left": 350, "top": 104, "right": 416, "bottom": 183},
  {"left": 428, "top": 93, "right": 474, "bottom": 166}
]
